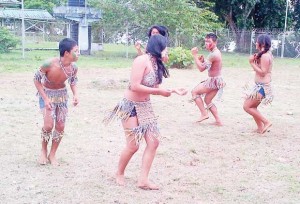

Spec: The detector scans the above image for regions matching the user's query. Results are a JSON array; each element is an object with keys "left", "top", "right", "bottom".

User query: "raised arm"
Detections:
[
  {"left": 249, "top": 54, "right": 271, "bottom": 77},
  {"left": 191, "top": 47, "right": 210, "bottom": 72}
]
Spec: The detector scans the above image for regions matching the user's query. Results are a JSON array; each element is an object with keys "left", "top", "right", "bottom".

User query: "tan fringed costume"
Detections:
[
  {"left": 103, "top": 98, "right": 159, "bottom": 145},
  {"left": 244, "top": 82, "right": 274, "bottom": 105},
  {"left": 103, "top": 54, "right": 160, "bottom": 145}
]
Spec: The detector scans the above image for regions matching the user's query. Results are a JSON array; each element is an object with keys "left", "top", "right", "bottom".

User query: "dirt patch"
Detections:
[{"left": 0, "top": 66, "right": 299, "bottom": 203}]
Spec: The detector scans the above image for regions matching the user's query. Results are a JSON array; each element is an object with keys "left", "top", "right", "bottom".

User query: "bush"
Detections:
[
  {"left": 0, "top": 27, "right": 18, "bottom": 53},
  {"left": 166, "top": 47, "right": 193, "bottom": 69}
]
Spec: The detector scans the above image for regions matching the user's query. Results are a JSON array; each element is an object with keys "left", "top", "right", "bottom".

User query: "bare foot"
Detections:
[
  {"left": 261, "top": 122, "right": 272, "bottom": 134},
  {"left": 48, "top": 156, "right": 60, "bottom": 166},
  {"left": 196, "top": 115, "right": 209, "bottom": 123},
  {"left": 211, "top": 121, "right": 223, "bottom": 126},
  {"left": 115, "top": 174, "right": 125, "bottom": 186},
  {"left": 38, "top": 150, "right": 48, "bottom": 165},
  {"left": 253, "top": 128, "right": 263, "bottom": 133},
  {"left": 137, "top": 181, "right": 159, "bottom": 190}
]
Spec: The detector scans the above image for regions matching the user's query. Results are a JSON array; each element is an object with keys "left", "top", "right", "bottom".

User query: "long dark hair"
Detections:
[
  {"left": 146, "top": 34, "right": 169, "bottom": 84},
  {"left": 255, "top": 34, "right": 271, "bottom": 60},
  {"left": 147, "top": 25, "right": 169, "bottom": 38}
]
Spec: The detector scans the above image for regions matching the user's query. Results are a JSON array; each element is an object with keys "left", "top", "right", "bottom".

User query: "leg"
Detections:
[
  {"left": 191, "top": 83, "right": 211, "bottom": 122},
  {"left": 204, "top": 90, "right": 222, "bottom": 126},
  {"left": 39, "top": 107, "right": 54, "bottom": 165},
  {"left": 48, "top": 120, "right": 65, "bottom": 166},
  {"left": 48, "top": 106, "right": 67, "bottom": 166},
  {"left": 116, "top": 116, "right": 140, "bottom": 186},
  {"left": 137, "top": 134, "right": 159, "bottom": 190},
  {"left": 243, "top": 96, "right": 271, "bottom": 134}
]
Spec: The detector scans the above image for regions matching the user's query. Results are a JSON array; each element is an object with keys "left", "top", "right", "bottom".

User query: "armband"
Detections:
[
  {"left": 34, "top": 70, "right": 45, "bottom": 82},
  {"left": 68, "top": 76, "right": 78, "bottom": 85}
]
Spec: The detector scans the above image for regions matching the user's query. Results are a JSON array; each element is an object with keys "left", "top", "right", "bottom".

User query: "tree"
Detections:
[
  {"left": 24, "top": 0, "right": 64, "bottom": 13},
  {"left": 291, "top": 0, "right": 300, "bottom": 30},
  {"left": 214, "top": 0, "right": 260, "bottom": 51},
  {"left": 90, "top": 0, "right": 221, "bottom": 47},
  {"left": 251, "top": 0, "right": 293, "bottom": 29},
  {"left": 0, "top": 27, "right": 18, "bottom": 53}
]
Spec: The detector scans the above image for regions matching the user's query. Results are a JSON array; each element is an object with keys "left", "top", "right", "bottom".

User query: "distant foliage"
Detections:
[
  {"left": 166, "top": 47, "right": 193, "bottom": 69},
  {"left": 0, "top": 27, "right": 18, "bottom": 53}
]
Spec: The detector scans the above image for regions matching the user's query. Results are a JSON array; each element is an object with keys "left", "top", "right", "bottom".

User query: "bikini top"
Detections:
[{"left": 129, "top": 54, "right": 159, "bottom": 89}]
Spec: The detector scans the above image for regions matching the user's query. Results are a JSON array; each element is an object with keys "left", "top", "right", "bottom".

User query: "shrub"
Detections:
[
  {"left": 166, "top": 47, "right": 193, "bottom": 69},
  {"left": 0, "top": 27, "right": 18, "bottom": 53}
]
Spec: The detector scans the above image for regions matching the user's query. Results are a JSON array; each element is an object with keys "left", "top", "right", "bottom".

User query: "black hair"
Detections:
[
  {"left": 147, "top": 25, "right": 169, "bottom": 38},
  {"left": 255, "top": 34, "right": 271, "bottom": 59},
  {"left": 146, "top": 34, "right": 169, "bottom": 84},
  {"left": 59, "top": 38, "right": 77, "bottom": 57},
  {"left": 205, "top": 33, "right": 218, "bottom": 42}
]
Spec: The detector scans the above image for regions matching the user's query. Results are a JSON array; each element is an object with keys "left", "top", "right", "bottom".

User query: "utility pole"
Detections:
[
  {"left": 21, "top": 0, "right": 25, "bottom": 58},
  {"left": 281, "top": 0, "right": 289, "bottom": 58}
]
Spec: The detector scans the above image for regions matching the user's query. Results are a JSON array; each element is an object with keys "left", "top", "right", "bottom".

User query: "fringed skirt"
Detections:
[
  {"left": 38, "top": 87, "right": 69, "bottom": 122},
  {"left": 193, "top": 76, "right": 226, "bottom": 100},
  {"left": 103, "top": 98, "right": 159, "bottom": 145},
  {"left": 244, "top": 82, "right": 274, "bottom": 105}
]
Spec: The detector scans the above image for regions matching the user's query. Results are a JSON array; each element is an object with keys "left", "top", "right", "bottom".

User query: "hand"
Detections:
[
  {"left": 135, "top": 41, "right": 142, "bottom": 51},
  {"left": 73, "top": 96, "right": 79, "bottom": 106},
  {"left": 162, "top": 54, "right": 169, "bottom": 63},
  {"left": 171, "top": 88, "right": 188, "bottom": 96},
  {"left": 249, "top": 54, "right": 255, "bottom": 64},
  {"left": 158, "top": 88, "right": 172, "bottom": 97},
  {"left": 191, "top": 47, "right": 199, "bottom": 56},
  {"left": 44, "top": 98, "right": 52, "bottom": 110},
  {"left": 198, "top": 55, "right": 204, "bottom": 63}
]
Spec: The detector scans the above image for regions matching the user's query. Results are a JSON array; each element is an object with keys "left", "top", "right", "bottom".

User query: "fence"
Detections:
[{"left": 3, "top": 21, "right": 300, "bottom": 58}]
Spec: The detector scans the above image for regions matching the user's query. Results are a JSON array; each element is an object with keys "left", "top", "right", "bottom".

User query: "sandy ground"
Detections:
[{"left": 0, "top": 64, "right": 300, "bottom": 204}]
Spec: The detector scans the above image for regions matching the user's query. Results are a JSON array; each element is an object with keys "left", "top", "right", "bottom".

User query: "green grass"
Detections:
[
  {"left": 0, "top": 43, "right": 137, "bottom": 73},
  {"left": 0, "top": 42, "right": 299, "bottom": 73}
]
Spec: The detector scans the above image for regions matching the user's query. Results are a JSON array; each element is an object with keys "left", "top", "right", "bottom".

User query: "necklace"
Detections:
[{"left": 59, "top": 58, "right": 74, "bottom": 78}]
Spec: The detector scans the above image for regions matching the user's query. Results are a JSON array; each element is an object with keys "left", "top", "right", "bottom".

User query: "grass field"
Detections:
[{"left": 1, "top": 43, "right": 299, "bottom": 73}]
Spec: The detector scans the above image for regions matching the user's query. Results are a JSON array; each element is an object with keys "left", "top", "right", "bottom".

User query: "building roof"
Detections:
[
  {"left": 0, "top": 8, "right": 55, "bottom": 21},
  {"left": 0, "top": 0, "right": 21, "bottom": 7}
]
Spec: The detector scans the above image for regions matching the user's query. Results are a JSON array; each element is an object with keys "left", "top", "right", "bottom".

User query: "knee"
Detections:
[
  {"left": 243, "top": 104, "right": 249, "bottom": 112},
  {"left": 127, "top": 144, "right": 139, "bottom": 154},
  {"left": 55, "top": 123, "right": 65, "bottom": 132},
  {"left": 148, "top": 138, "right": 160, "bottom": 150},
  {"left": 191, "top": 89, "right": 197, "bottom": 97},
  {"left": 43, "top": 125, "right": 53, "bottom": 132}
]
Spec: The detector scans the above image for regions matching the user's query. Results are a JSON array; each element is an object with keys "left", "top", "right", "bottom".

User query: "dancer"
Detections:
[
  {"left": 34, "top": 38, "right": 79, "bottom": 166},
  {"left": 104, "top": 34, "right": 186, "bottom": 190},
  {"left": 135, "top": 25, "right": 169, "bottom": 61},
  {"left": 243, "top": 34, "right": 273, "bottom": 134},
  {"left": 191, "top": 33, "right": 225, "bottom": 126}
]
